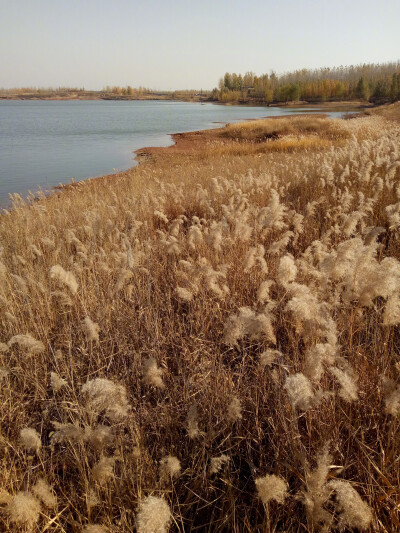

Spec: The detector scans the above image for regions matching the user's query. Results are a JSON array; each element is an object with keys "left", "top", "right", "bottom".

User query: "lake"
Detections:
[{"left": 0, "top": 100, "right": 352, "bottom": 207}]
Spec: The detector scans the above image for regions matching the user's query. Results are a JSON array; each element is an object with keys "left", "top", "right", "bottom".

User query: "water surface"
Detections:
[{"left": 0, "top": 100, "right": 351, "bottom": 206}]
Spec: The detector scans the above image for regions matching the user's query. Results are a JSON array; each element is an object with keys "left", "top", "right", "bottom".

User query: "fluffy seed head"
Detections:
[
  {"left": 209, "top": 454, "right": 230, "bottom": 475},
  {"left": 20, "top": 427, "right": 42, "bottom": 453},
  {"left": 51, "top": 422, "right": 85, "bottom": 444},
  {"left": 383, "top": 293, "right": 400, "bottom": 326},
  {"left": 50, "top": 372, "right": 67, "bottom": 392},
  {"left": 382, "top": 377, "right": 400, "bottom": 416},
  {"left": 142, "top": 357, "right": 165, "bottom": 389},
  {"left": 159, "top": 455, "right": 181, "bottom": 481},
  {"left": 8, "top": 334, "right": 45, "bottom": 354},
  {"left": 136, "top": 496, "right": 171, "bottom": 533},
  {"left": 0, "top": 489, "right": 11, "bottom": 505},
  {"left": 92, "top": 457, "right": 115, "bottom": 484},
  {"left": 330, "top": 367, "right": 359, "bottom": 402},
  {"left": 257, "top": 280, "right": 274, "bottom": 304},
  {"left": 175, "top": 286, "right": 193, "bottom": 302},
  {"left": 327, "top": 479, "right": 373, "bottom": 530},
  {"left": 6, "top": 491, "right": 41, "bottom": 527},
  {"left": 86, "top": 488, "right": 100, "bottom": 510},
  {"left": 81, "top": 378, "right": 130, "bottom": 421},
  {"left": 277, "top": 254, "right": 297, "bottom": 285},
  {"left": 50, "top": 264, "right": 78, "bottom": 295},
  {"left": 284, "top": 373, "right": 314, "bottom": 411},
  {"left": 302, "top": 446, "right": 332, "bottom": 527},
  {"left": 227, "top": 396, "right": 242, "bottom": 423},
  {"left": 255, "top": 474, "right": 288, "bottom": 504},
  {"left": 85, "top": 425, "right": 114, "bottom": 449},
  {"left": 82, "top": 316, "right": 100, "bottom": 342},
  {"left": 260, "top": 349, "right": 282, "bottom": 367},
  {"left": 223, "top": 307, "right": 276, "bottom": 347},
  {"left": 32, "top": 478, "right": 57, "bottom": 508}
]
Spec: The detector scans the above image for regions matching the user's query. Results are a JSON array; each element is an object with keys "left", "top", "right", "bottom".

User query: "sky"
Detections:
[{"left": 1, "top": 0, "right": 399, "bottom": 90}]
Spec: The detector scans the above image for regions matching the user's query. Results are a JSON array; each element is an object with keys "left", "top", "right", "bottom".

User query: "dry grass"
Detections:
[
  {"left": 204, "top": 135, "right": 335, "bottom": 159},
  {"left": 220, "top": 115, "right": 350, "bottom": 141},
  {"left": 0, "top": 115, "right": 399, "bottom": 532},
  {"left": 364, "top": 101, "right": 400, "bottom": 123}
]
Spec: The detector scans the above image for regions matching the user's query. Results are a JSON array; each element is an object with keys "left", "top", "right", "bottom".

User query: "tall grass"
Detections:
[{"left": 0, "top": 113, "right": 399, "bottom": 531}]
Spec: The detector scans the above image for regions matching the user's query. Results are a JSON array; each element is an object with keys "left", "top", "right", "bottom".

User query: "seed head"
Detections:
[
  {"left": 81, "top": 378, "right": 130, "bottom": 421},
  {"left": 327, "top": 479, "right": 373, "bottom": 530},
  {"left": 20, "top": 427, "right": 42, "bottom": 453},
  {"left": 227, "top": 396, "right": 242, "bottom": 423},
  {"left": 82, "top": 316, "right": 100, "bottom": 342},
  {"left": 142, "top": 357, "right": 165, "bottom": 389},
  {"left": 284, "top": 373, "right": 314, "bottom": 411},
  {"left": 209, "top": 454, "right": 230, "bottom": 475},
  {"left": 50, "top": 372, "right": 67, "bottom": 392},
  {"left": 6, "top": 491, "right": 41, "bottom": 527},
  {"left": 159, "top": 455, "right": 181, "bottom": 481},
  {"left": 255, "top": 474, "right": 288, "bottom": 504},
  {"left": 50, "top": 264, "right": 78, "bottom": 295},
  {"left": 8, "top": 334, "right": 45, "bottom": 354},
  {"left": 32, "top": 478, "right": 57, "bottom": 508},
  {"left": 92, "top": 457, "right": 115, "bottom": 484},
  {"left": 136, "top": 496, "right": 171, "bottom": 533}
]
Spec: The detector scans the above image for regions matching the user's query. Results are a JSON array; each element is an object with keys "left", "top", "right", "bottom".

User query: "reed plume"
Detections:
[{"left": 136, "top": 496, "right": 171, "bottom": 533}]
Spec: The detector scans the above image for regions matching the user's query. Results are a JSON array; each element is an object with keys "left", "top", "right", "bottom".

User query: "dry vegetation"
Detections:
[
  {"left": 220, "top": 115, "right": 350, "bottom": 141},
  {"left": 0, "top": 113, "right": 399, "bottom": 532}
]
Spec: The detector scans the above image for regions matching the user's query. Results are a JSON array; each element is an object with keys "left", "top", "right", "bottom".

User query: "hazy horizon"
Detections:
[{"left": 1, "top": 0, "right": 399, "bottom": 91}]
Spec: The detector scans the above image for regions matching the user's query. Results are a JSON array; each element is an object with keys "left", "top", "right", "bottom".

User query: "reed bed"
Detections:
[{"left": 0, "top": 113, "right": 399, "bottom": 532}]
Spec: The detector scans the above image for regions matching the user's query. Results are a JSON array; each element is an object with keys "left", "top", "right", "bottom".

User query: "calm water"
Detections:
[{"left": 0, "top": 100, "right": 350, "bottom": 206}]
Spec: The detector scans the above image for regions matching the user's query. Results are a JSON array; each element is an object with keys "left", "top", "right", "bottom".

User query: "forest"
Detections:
[
  {"left": 2, "top": 62, "right": 400, "bottom": 106},
  {"left": 212, "top": 62, "right": 400, "bottom": 104}
]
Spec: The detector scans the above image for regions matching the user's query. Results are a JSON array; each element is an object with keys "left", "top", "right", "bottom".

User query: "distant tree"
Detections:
[
  {"left": 211, "top": 88, "right": 220, "bottom": 100},
  {"left": 243, "top": 71, "right": 255, "bottom": 87},
  {"left": 269, "top": 71, "right": 278, "bottom": 89},
  {"left": 231, "top": 73, "right": 240, "bottom": 91},
  {"left": 355, "top": 77, "right": 370, "bottom": 101},
  {"left": 213, "top": 61, "right": 400, "bottom": 105},
  {"left": 265, "top": 87, "right": 274, "bottom": 103},
  {"left": 334, "top": 81, "right": 346, "bottom": 99},
  {"left": 289, "top": 83, "right": 301, "bottom": 101},
  {"left": 390, "top": 73, "right": 400, "bottom": 102},
  {"left": 371, "top": 79, "right": 388, "bottom": 100},
  {"left": 224, "top": 72, "right": 233, "bottom": 90}
]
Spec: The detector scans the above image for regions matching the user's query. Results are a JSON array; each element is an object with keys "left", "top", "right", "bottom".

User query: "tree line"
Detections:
[{"left": 212, "top": 62, "right": 400, "bottom": 104}]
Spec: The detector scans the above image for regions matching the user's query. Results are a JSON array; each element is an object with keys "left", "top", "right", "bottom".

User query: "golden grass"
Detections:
[
  {"left": 0, "top": 115, "right": 399, "bottom": 532},
  {"left": 204, "top": 135, "right": 335, "bottom": 158},
  {"left": 220, "top": 115, "right": 350, "bottom": 142}
]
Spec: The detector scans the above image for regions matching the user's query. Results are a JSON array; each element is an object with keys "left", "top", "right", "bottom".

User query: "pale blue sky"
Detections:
[{"left": 1, "top": 0, "right": 399, "bottom": 90}]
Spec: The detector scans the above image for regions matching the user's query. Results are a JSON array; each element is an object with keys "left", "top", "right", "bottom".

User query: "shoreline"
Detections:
[
  {"left": 1, "top": 103, "right": 371, "bottom": 207},
  {"left": 133, "top": 112, "right": 332, "bottom": 165},
  {"left": 52, "top": 112, "right": 345, "bottom": 196},
  {"left": 0, "top": 94, "right": 371, "bottom": 110}
]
